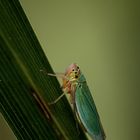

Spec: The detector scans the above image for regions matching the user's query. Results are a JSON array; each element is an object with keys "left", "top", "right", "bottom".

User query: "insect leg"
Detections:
[
  {"left": 40, "top": 69, "right": 67, "bottom": 79},
  {"left": 48, "top": 73, "right": 65, "bottom": 78},
  {"left": 48, "top": 92, "right": 66, "bottom": 105}
]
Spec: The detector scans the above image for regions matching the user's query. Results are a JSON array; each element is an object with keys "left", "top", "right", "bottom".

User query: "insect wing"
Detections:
[{"left": 75, "top": 74, "right": 104, "bottom": 140}]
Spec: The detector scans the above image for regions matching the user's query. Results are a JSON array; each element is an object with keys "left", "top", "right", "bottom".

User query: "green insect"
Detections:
[{"left": 48, "top": 63, "right": 106, "bottom": 140}]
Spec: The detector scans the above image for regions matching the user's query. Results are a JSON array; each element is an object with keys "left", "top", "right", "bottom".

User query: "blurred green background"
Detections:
[{"left": 0, "top": 0, "right": 140, "bottom": 140}]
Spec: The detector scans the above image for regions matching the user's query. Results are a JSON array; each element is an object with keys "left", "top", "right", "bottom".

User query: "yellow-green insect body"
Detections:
[{"left": 49, "top": 63, "right": 105, "bottom": 140}]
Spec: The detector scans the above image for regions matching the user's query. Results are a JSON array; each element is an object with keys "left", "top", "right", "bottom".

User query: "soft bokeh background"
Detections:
[{"left": 0, "top": 0, "right": 140, "bottom": 140}]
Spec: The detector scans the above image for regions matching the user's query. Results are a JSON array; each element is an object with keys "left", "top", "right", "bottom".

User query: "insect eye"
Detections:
[{"left": 75, "top": 75, "right": 78, "bottom": 78}]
